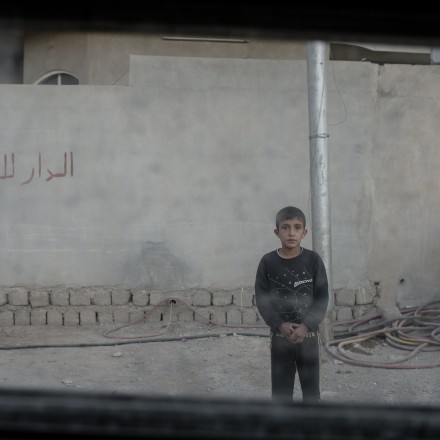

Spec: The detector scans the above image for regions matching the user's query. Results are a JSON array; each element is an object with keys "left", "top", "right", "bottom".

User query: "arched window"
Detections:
[{"left": 34, "top": 70, "right": 79, "bottom": 85}]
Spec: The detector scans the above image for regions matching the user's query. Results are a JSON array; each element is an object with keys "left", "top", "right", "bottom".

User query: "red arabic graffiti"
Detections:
[
  {"left": 0, "top": 152, "right": 74, "bottom": 185},
  {"left": 0, "top": 153, "right": 14, "bottom": 180}
]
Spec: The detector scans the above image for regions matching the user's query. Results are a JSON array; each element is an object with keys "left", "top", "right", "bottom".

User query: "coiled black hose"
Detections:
[{"left": 326, "top": 300, "right": 440, "bottom": 369}]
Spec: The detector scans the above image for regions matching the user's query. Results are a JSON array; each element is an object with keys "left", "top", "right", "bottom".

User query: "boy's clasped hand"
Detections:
[{"left": 279, "top": 322, "right": 309, "bottom": 344}]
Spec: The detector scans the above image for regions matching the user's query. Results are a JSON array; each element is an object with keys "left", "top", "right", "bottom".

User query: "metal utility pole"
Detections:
[{"left": 306, "top": 41, "right": 334, "bottom": 342}]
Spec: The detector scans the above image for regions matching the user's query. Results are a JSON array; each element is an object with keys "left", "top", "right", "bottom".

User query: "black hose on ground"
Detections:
[{"left": 0, "top": 297, "right": 269, "bottom": 350}]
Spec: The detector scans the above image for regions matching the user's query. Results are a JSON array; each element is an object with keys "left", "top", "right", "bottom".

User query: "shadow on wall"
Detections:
[{"left": 122, "top": 241, "right": 190, "bottom": 289}]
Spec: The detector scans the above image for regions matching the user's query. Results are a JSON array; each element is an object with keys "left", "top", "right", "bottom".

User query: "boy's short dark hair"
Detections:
[{"left": 275, "top": 206, "right": 306, "bottom": 228}]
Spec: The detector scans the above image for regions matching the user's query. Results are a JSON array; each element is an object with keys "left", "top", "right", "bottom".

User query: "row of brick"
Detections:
[
  {"left": 333, "top": 286, "right": 379, "bottom": 322},
  {"left": 2, "top": 286, "right": 377, "bottom": 308},
  {"left": 0, "top": 287, "right": 256, "bottom": 308},
  {"left": 0, "top": 287, "right": 262, "bottom": 327},
  {"left": 0, "top": 304, "right": 262, "bottom": 327},
  {"left": 0, "top": 286, "right": 378, "bottom": 326}
]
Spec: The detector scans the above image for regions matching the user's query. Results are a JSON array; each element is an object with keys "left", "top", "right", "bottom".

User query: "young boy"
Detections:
[{"left": 255, "top": 206, "right": 329, "bottom": 403}]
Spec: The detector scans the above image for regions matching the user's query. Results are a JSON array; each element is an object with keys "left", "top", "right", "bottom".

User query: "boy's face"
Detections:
[{"left": 274, "top": 217, "right": 307, "bottom": 251}]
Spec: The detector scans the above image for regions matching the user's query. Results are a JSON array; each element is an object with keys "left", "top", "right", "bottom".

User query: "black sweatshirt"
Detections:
[{"left": 254, "top": 248, "right": 329, "bottom": 332}]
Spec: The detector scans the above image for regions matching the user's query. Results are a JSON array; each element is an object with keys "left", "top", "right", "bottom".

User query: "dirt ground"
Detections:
[{"left": 0, "top": 319, "right": 439, "bottom": 407}]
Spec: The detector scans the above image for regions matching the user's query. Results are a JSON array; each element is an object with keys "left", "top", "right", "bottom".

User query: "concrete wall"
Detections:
[
  {"left": 1, "top": 56, "right": 440, "bottom": 324},
  {"left": 1, "top": 57, "right": 314, "bottom": 291},
  {"left": 23, "top": 32, "right": 306, "bottom": 85},
  {"left": 368, "top": 64, "right": 440, "bottom": 307}
]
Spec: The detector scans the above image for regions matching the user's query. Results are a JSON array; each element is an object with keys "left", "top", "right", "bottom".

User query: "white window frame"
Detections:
[{"left": 34, "top": 70, "right": 79, "bottom": 85}]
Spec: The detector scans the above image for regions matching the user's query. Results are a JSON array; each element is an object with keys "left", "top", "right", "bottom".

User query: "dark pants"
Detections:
[{"left": 270, "top": 332, "right": 321, "bottom": 403}]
